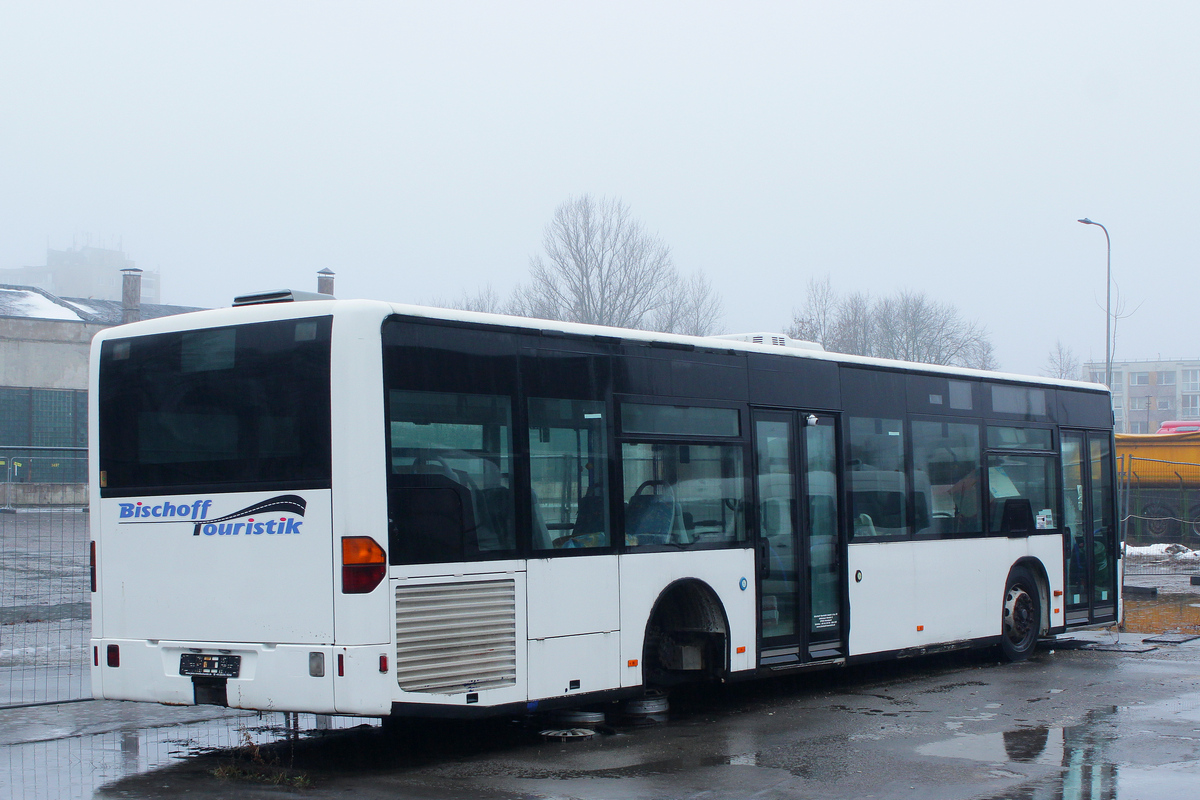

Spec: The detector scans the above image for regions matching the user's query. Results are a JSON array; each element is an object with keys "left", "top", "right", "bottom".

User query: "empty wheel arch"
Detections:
[{"left": 641, "top": 579, "right": 730, "bottom": 687}]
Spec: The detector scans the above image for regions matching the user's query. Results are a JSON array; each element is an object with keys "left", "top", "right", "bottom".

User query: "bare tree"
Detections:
[
  {"left": 830, "top": 290, "right": 876, "bottom": 357},
  {"left": 964, "top": 338, "right": 999, "bottom": 371},
  {"left": 786, "top": 279, "right": 998, "bottom": 370},
  {"left": 1043, "top": 340, "right": 1081, "bottom": 379},
  {"left": 873, "top": 290, "right": 991, "bottom": 367},
  {"left": 787, "top": 275, "right": 838, "bottom": 345},
  {"left": 511, "top": 195, "right": 680, "bottom": 329},
  {"left": 653, "top": 271, "right": 724, "bottom": 336},
  {"left": 431, "top": 285, "right": 505, "bottom": 314}
]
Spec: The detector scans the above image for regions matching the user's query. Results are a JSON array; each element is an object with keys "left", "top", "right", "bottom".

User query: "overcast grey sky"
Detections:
[{"left": 2, "top": 2, "right": 1197, "bottom": 375}]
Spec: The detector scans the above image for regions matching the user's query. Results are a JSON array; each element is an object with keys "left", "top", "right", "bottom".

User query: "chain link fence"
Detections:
[
  {"left": 1120, "top": 455, "right": 1200, "bottom": 576},
  {"left": 0, "top": 447, "right": 90, "bottom": 707}
]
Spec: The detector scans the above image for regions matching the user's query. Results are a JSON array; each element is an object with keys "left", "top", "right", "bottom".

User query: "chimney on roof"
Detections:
[
  {"left": 121, "top": 268, "right": 143, "bottom": 324},
  {"left": 317, "top": 268, "right": 335, "bottom": 297}
]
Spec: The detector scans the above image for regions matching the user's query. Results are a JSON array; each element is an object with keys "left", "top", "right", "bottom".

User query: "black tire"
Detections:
[{"left": 1000, "top": 566, "right": 1041, "bottom": 662}]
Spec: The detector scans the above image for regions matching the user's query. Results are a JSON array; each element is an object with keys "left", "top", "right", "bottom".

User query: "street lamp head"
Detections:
[{"left": 1078, "top": 218, "right": 1094, "bottom": 225}]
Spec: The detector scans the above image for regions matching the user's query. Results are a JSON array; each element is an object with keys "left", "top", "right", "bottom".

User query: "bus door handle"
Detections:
[{"left": 759, "top": 540, "right": 771, "bottom": 579}]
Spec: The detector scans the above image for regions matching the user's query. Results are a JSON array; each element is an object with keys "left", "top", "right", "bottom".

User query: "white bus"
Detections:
[{"left": 89, "top": 292, "right": 1118, "bottom": 718}]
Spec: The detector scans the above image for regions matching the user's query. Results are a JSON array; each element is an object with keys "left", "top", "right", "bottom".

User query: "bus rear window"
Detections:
[{"left": 98, "top": 317, "right": 332, "bottom": 495}]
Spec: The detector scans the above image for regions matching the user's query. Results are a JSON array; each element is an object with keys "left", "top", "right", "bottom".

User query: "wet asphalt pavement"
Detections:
[{"left": 6, "top": 629, "right": 1200, "bottom": 800}]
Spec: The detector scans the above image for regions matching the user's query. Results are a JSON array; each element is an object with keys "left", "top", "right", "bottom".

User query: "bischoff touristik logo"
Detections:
[{"left": 117, "top": 495, "right": 307, "bottom": 537}]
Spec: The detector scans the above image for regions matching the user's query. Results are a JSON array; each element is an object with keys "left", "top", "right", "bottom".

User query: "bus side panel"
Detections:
[
  {"left": 527, "top": 556, "right": 620, "bottom": 638},
  {"left": 848, "top": 536, "right": 1066, "bottom": 657},
  {"left": 526, "top": 556, "right": 621, "bottom": 701},
  {"left": 329, "top": 305, "right": 393, "bottom": 648},
  {"left": 907, "top": 536, "right": 1064, "bottom": 645},
  {"left": 618, "top": 548, "right": 757, "bottom": 687},
  {"left": 846, "top": 542, "right": 917, "bottom": 655}
]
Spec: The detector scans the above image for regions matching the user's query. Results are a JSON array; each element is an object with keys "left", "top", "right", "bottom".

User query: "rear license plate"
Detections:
[{"left": 179, "top": 653, "right": 241, "bottom": 678}]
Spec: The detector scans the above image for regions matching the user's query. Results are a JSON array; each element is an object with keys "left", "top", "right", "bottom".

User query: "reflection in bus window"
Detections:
[
  {"left": 621, "top": 443, "right": 745, "bottom": 547},
  {"left": 387, "top": 390, "right": 515, "bottom": 564},
  {"left": 987, "top": 454, "right": 1058, "bottom": 534},
  {"left": 848, "top": 417, "right": 907, "bottom": 538},
  {"left": 912, "top": 420, "right": 982, "bottom": 535},
  {"left": 528, "top": 398, "right": 609, "bottom": 550}
]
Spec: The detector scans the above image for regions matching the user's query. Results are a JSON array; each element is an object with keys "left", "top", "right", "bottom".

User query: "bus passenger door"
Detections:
[
  {"left": 753, "top": 410, "right": 844, "bottom": 666},
  {"left": 1061, "top": 430, "right": 1118, "bottom": 625}
]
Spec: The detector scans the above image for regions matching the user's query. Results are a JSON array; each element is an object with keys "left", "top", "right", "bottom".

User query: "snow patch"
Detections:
[
  {"left": 0, "top": 288, "right": 85, "bottom": 321},
  {"left": 1125, "top": 542, "right": 1200, "bottom": 560}
]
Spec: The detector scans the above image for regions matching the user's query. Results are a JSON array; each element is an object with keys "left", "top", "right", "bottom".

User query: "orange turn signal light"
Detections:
[{"left": 341, "top": 536, "right": 386, "bottom": 594}]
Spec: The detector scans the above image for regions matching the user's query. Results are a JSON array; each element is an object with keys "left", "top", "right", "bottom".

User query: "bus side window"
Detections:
[
  {"left": 621, "top": 442, "right": 744, "bottom": 547},
  {"left": 911, "top": 419, "right": 983, "bottom": 536},
  {"left": 386, "top": 390, "right": 515, "bottom": 564},
  {"left": 847, "top": 416, "right": 908, "bottom": 539},
  {"left": 528, "top": 398, "right": 610, "bottom": 551}
]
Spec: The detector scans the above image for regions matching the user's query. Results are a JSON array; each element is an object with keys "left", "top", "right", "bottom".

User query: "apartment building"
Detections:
[{"left": 1084, "top": 358, "right": 1200, "bottom": 434}]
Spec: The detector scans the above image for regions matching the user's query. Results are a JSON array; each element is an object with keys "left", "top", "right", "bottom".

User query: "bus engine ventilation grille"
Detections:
[{"left": 394, "top": 579, "right": 517, "bottom": 694}]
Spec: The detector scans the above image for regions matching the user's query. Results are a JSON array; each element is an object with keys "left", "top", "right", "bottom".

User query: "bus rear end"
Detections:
[{"left": 89, "top": 306, "right": 378, "bottom": 714}]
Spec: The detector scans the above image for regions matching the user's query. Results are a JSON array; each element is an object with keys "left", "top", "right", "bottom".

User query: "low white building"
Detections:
[{"left": 0, "top": 271, "right": 200, "bottom": 503}]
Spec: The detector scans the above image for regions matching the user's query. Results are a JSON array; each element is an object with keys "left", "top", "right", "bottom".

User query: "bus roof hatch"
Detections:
[{"left": 232, "top": 289, "right": 335, "bottom": 306}]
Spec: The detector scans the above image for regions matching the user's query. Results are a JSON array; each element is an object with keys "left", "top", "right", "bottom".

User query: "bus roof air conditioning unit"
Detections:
[
  {"left": 708, "top": 332, "right": 824, "bottom": 351},
  {"left": 232, "top": 289, "right": 335, "bottom": 306}
]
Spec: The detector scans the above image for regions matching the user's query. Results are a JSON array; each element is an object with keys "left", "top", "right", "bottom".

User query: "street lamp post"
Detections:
[{"left": 1078, "top": 218, "right": 1112, "bottom": 389}]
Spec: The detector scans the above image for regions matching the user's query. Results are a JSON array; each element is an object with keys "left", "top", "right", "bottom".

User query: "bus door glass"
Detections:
[
  {"left": 805, "top": 416, "right": 841, "bottom": 653},
  {"left": 753, "top": 410, "right": 843, "bottom": 665},
  {"left": 1061, "top": 430, "right": 1117, "bottom": 624},
  {"left": 1089, "top": 434, "right": 1117, "bottom": 620}
]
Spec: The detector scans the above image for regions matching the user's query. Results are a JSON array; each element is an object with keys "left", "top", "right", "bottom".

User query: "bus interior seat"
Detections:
[
  {"left": 476, "top": 486, "right": 515, "bottom": 551},
  {"left": 999, "top": 498, "right": 1035, "bottom": 533},
  {"left": 625, "top": 492, "right": 676, "bottom": 545},
  {"left": 853, "top": 513, "right": 877, "bottom": 537},
  {"left": 531, "top": 492, "right": 555, "bottom": 549},
  {"left": 572, "top": 493, "right": 606, "bottom": 536},
  {"left": 557, "top": 493, "right": 607, "bottom": 548}
]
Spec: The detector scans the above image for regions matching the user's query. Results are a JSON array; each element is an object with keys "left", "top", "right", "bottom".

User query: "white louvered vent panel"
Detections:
[{"left": 394, "top": 579, "right": 517, "bottom": 694}]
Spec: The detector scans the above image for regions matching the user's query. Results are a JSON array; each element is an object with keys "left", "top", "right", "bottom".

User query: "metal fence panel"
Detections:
[
  {"left": 0, "top": 447, "right": 90, "bottom": 707},
  {"left": 1121, "top": 455, "right": 1200, "bottom": 576}
]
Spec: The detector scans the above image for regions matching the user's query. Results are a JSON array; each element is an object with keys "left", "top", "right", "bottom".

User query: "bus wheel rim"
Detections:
[{"left": 1004, "top": 586, "right": 1034, "bottom": 645}]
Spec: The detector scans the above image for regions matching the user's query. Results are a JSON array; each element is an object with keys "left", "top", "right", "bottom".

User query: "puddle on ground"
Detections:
[
  {"left": 1123, "top": 594, "right": 1200, "bottom": 634},
  {"left": 0, "top": 711, "right": 370, "bottom": 800},
  {"left": 921, "top": 708, "right": 1119, "bottom": 798},
  {"left": 921, "top": 703, "right": 1200, "bottom": 800}
]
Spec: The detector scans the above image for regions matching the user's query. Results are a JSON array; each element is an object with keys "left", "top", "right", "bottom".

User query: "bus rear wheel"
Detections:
[{"left": 1000, "top": 566, "right": 1041, "bottom": 662}]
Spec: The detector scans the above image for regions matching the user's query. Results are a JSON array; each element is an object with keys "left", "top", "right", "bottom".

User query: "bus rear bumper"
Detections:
[{"left": 88, "top": 639, "right": 390, "bottom": 715}]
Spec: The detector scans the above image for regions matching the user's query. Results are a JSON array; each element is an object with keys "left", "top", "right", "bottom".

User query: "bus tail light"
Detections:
[
  {"left": 90, "top": 541, "right": 96, "bottom": 592},
  {"left": 107, "top": 644, "right": 120, "bottom": 668},
  {"left": 341, "top": 536, "right": 386, "bottom": 594}
]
